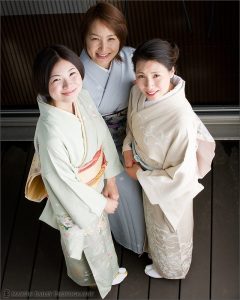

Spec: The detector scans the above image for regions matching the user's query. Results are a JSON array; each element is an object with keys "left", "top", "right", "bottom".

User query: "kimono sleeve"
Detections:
[
  {"left": 39, "top": 138, "right": 107, "bottom": 229},
  {"left": 81, "top": 89, "right": 123, "bottom": 179},
  {"left": 136, "top": 126, "right": 204, "bottom": 232},
  {"left": 102, "top": 122, "right": 124, "bottom": 179},
  {"left": 122, "top": 87, "right": 135, "bottom": 152}
]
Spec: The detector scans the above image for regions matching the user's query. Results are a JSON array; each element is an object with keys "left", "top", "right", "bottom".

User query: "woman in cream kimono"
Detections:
[
  {"left": 123, "top": 39, "right": 215, "bottom": 279},
  {"left": 27, "top": 44, "right": 127, "bottom": 298},
  {"left": 79, "top": 2, "right": 145, "bottom": 254}
]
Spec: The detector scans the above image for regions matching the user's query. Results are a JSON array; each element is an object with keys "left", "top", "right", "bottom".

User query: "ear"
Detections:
[{"left": 170, "top": 66, "right": 175, "bottom": 78}]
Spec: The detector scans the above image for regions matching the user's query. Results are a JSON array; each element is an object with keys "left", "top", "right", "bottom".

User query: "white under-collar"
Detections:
[
  {"left": 145, "top": 75, "right": 184, "bottom": 107},
  {"left": 95, "top": 61, "right": 112, "bottom": 73}
]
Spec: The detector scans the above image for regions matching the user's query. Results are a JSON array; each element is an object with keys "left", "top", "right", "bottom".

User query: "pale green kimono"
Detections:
[{"left": 34, "top": 89, "right": 123, "bottom": 298}]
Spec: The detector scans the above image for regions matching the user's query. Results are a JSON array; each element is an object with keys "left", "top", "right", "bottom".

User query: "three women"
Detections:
[{"left": 26, "top": 1, "right": 215, "bottom": 295}]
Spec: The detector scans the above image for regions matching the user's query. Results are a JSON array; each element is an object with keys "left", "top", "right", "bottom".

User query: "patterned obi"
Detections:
[
  {"left": 102, "top": 108, "right": 128, "bottom": 148},
  {"left": 25, "top": 147, "right": 107, "bottom": 202},
  {"left": 77, "top": 147, "right": 107, "bottom": 188}
]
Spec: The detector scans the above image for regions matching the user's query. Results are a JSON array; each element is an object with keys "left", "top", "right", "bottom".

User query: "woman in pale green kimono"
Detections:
[
  {"left": 80, "top": 2, "right": 146, "bottom": 254},
  {"left": 29, "top": 44, "right": 127, "bottom": 298},
  {"left": 123, "top": 39, "right": 215, "bottom": 279}
]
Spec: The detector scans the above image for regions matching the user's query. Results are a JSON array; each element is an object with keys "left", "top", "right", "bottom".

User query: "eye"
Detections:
[
  {"left": 108, "top": 37, "right": 116, "bottom": 41},
  {"left": 137, "top": 75, "right": 145, "bottom": 79},
  {"left": 51, "top": 78, "right": 61, "bottom": 83},
  {"left": 153, "top": 74, "right": 160, "bottom": 78},
  {"left": 90, "top": 37, "right": 99, "bottom": 41},
  {"left": 70, "top": 71, "right": 77, "bottom": 76}
]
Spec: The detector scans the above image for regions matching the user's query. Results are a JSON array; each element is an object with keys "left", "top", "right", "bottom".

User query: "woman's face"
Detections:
[
  {"left": 135, "top": 60, "right": 174, "bottom": 100},
  {"left": 85, "top": 19, "right": 120, "bottom": 69},
  {"left": 48, "top": 59, "right": 82, "bottom": 106}
]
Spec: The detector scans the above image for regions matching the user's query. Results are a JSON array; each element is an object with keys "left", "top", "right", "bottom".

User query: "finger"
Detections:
[
  {"left": 112, "top": 193, "right": 119, "bottom": 201},
  {"left": 102, "top": 191, "right": 108, "bottom": 197},
  {"left": 125, "top": 162, "right": 133, "bottom": 168}
]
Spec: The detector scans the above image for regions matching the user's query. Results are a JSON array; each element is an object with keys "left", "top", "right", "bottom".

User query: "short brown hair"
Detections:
[
  {"left": 81, "top": 2, "right": 128, "bottom": 60},
  {"left": 33, "top": 44, "right": 85, "bottom": 99}
]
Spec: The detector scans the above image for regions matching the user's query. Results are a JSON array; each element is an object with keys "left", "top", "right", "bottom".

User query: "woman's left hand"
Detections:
[
  {"left": 102, "top": 177, "right": 119, "bottom": 201},
  {"left": 125, "top": 163, "right": 142, "bottom": 180}
]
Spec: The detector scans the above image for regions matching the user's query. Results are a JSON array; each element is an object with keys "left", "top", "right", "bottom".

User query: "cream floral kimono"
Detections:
[
  {"left": 123, "top": 76, "right": 215, "bottom": 279},
  {"left": 30, "top": 89, "right": 123, "bottom": 298}
]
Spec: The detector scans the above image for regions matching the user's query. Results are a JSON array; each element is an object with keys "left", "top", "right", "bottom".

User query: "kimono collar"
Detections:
[
  {"left": 137, "top": 75, "right": 187, "bottom": 111},
  {"left": 81, "top": 49, "right": 113, "bottom": 76},
  {"left": 37, "top": 94, "right": 82, "bottom": 122},
  {"left": 80, "top": 47, "right": 135, "bottom": 115}
]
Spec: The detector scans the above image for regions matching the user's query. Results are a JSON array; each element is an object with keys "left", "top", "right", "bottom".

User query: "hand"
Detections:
[
  {"left": 102, "top": 177, "right": 119, "bottom": 201},
  {"left": 104, "top": 198, "right": 119, "bottom": 214},
  {"left": 125, "top": 163, "right": 142, "bottom": 180},
  {"left": 123, "top": 150, "right": 135, "bottom": 168}
]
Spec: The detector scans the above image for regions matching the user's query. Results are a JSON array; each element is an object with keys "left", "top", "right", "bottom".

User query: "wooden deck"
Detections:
[{"left": 1, "top": 141, "right": 239, "bottom": 300}]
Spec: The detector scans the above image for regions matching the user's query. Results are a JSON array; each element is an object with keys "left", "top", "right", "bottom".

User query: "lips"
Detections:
[
  {"left": 96, "top": 53, "right": 110, "bottom": 59},
  {"left": 146, "top": 91, "right": 158, "bottom": 96},
  {"left": 62, "top": 88, "right": 76, "bottom": 96}
]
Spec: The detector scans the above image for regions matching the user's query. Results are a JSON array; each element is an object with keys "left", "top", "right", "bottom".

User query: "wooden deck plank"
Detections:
[
  {"left": 1, "top": 142, "right": 31, "bottom": 282},
  {"left": 211, "top": 141, "right": 239, "bottom": 299},
  {"left": 149, "top": 278, "right": 180, "bottom": 300},
  {"left": 1, "top": 141, "right": 8, "bottom": 162},
  {"left": 118, "top": 250, "right": 150, "bottom": 299},
  {"left": 28, "top": 223, "right": 63, "bottom": 299},
  {"left": 1, "top": 142, "right": 45, "bottom": 298},
  {"left": 180, "top": 172, "right": 212, "bottom": 299}
]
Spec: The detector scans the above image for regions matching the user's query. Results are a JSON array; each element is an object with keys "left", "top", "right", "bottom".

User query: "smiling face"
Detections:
[
  {"left": 85, "top": 19, "right": 120, "bottom": 69},
  {"left": 48, "top": 59, "right": 83, "bottom": 109},
  {"left": 135, "top": 60, "right": 175, "bottom": 100}
]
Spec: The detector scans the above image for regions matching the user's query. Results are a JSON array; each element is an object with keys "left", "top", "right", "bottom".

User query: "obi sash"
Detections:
[
  {"left": 132, "top": 141, "right": 153, "bottom": 171},
  {"left": 25, "top": 147, "right": 107, "bottom": 202},
  {"left": 102, "top": 107, "right": 127, "bottom": 147},
  {"left": 77, "top": 147, "right": 107, "bottom": 187}
]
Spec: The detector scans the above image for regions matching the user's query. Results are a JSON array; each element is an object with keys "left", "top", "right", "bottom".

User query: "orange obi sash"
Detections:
[
  {"left": 77, "top": 147, "right": 107, "bottom": 187},
  {"left": 25, "top": 148, "right": 107, "bottom": 202}
]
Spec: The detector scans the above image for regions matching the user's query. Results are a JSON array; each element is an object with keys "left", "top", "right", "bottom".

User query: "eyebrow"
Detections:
[
  {"left": 50, "top": 67, "right": 76, "bottom": 78},
  {"left": 89, "top": 33, "right": 116, "bottom": 37},
  {"left": 136, "top": 71, "right": 161, "bottom": 74}
]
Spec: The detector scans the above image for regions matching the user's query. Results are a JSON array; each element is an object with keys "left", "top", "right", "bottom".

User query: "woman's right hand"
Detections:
[
  {"left": 104, "top": 198, "right": 119, "bottom": 214},
  {"left": 123, "top": 150, "right": 135, "bottom": 168}
]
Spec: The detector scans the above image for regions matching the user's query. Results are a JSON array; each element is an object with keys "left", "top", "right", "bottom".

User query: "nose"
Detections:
[
  {"left": 99, "top": 40, "right": 107, "bottom": 52},
  {"left": 62, "top": 79, "right": 70, "bottom": 89},
  {"left": 146, "top": 78, "right": 154, "bottom": 88}
]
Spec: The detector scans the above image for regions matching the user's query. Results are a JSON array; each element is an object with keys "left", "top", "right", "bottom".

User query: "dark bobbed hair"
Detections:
[
  {"left": 132, "top": 39, "right": 179, "bottom": 72},
  {"left": 32, "top": 44, "right": 85, "bottom": 99},
  {"left": 81, "top": 2, "right": 128, "bottom": 61}
]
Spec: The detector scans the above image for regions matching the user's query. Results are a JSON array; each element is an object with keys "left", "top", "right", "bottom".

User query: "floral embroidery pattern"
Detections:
[{"left": 143, "top": 193, "right": 193, "bottom": 279}]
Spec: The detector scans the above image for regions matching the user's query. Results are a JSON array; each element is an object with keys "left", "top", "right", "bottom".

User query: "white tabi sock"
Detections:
[
  {"left": 144, "top": 264, "right": 162, "bottom": 278},
  {"left": 112, "top": 267, "right": 128, "bottom": 285}
]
